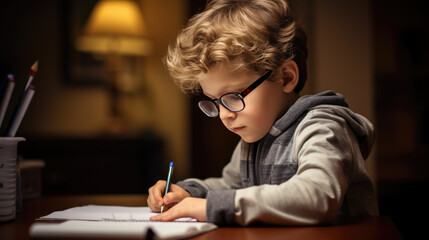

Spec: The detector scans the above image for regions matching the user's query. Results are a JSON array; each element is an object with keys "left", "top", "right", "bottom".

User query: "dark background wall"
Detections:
[{"left": 1, "top": 0, "right": 428, "bottom": 239}]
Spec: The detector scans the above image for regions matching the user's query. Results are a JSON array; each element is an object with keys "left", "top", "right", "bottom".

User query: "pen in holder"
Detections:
[{"left": 0, "top": 137, "right": 25, "bottom": 222}]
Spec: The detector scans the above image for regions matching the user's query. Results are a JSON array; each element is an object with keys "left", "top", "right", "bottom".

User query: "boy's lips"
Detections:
[{"left": 230, "top": 126, "right": 245, "bottom": 133}]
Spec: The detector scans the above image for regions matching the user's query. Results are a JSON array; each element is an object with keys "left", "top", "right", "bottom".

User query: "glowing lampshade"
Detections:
[
  {"left": 84, "top": 0, "right": 146, "bottom": 37},
  {"left": 76, "top": 0, "right": 151, "bottom": 56}
]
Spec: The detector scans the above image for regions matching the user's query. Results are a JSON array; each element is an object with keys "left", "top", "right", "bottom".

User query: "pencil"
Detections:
[
  {"left": 6, "top": 85, "right": 36, "bottom": 137},
  {"left": 160, "top": 161, "right": 174, "bottom": 213},
  {"left": 25, "top": 60, "right": 39, "bottom": 91},
  {"left": 0, "top": 74, "right": 15, "bottom": 128}
]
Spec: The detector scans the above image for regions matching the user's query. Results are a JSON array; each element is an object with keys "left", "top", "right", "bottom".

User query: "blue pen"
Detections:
[{"left": 161, "top": 161, "right": 174, "bottom": 213}]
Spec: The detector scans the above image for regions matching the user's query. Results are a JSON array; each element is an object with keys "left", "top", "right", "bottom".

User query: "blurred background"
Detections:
[{"left": 0, "top": 0, "right": 428, "bottom": 238}]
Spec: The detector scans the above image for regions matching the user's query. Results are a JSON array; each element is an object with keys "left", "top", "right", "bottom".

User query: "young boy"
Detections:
[{"left": 148, "top": 0, "right": 377, "bottom": 225}]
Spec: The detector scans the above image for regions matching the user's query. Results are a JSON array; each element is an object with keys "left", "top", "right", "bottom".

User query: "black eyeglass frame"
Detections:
[{"left": 198, "top": 70, "right": 273, "bottom": 117}]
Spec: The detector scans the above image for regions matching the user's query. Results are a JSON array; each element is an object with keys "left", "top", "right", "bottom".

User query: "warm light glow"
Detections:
[
  {"left": 78, "top": 0, "right": 151, "bottom": 56},
  {"left": 84, "top": 0, "right": 147, "bottom": 37},
  {"left": 76, "top": 36, "right": 152, "bottom": 56}
]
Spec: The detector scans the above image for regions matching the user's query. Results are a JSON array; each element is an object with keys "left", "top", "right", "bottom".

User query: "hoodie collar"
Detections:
[{"left": 269, "top": 90, "right": 348, "bottom": 137}]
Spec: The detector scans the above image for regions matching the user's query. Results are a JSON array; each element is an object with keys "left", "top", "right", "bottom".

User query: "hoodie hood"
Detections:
[
  {"left": 270, "top": 90, "right": 374, "bottom": 159},
  {"left": 271, "top": 91, "right": 348, "bottom": 135}
]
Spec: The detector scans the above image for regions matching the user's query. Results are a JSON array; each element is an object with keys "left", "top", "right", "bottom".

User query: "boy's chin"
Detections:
[{"left": 240, "top": 135, "right": 263, "bottom": 143}]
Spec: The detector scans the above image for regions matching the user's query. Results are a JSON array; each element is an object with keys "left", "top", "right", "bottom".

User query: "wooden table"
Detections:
[{"left": 0, "top": 195, "right": 403, "bottom": 240}]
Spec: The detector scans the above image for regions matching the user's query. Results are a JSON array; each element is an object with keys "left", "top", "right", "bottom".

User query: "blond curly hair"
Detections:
[{"left": 164, "top": 0, "right": 308, "bottom": 95}]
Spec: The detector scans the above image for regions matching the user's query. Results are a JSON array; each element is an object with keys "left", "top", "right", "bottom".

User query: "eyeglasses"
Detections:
[{"left": 198, "top": 70, "right": 272, "bottom": 117}]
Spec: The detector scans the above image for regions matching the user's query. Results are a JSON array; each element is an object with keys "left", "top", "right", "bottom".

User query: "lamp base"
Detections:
[{"left": 105, "top": 116, "right": 127, "bottom": 135}]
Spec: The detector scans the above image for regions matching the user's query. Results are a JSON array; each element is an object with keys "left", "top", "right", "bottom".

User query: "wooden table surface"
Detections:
[{"left": 0, "top": 195, "right": 403, "bottom": 240}]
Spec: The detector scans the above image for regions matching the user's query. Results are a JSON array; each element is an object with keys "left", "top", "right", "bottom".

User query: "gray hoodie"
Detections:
[{"left": 177, "top": 91, "right": 376, "bottom": 226}]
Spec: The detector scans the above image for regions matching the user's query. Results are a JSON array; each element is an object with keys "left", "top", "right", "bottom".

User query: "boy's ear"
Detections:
[{"left": 280, "top": 60, "right": 299, "bottom": 93}]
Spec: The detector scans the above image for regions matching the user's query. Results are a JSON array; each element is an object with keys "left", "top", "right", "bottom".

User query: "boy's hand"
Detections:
[
  {"left": 149, "top": 197, "right": 207, "bottom": 222},
  {"left": 147, "top": 180, "right": 190, "bottom": 212}
]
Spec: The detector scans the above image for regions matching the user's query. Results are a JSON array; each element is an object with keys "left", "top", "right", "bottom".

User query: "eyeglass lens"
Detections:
[
  {"left": 199, "top": 93, "right": 244, "bottom": 117},
  {"left": 198, "top": 70, "right": 272, "bottom": 117},
  {"left": 220, "top": 94, "right": 244, "bottom": 111},
  {"left": 198, "top": 101, "right": 219, "bottom": 117}
]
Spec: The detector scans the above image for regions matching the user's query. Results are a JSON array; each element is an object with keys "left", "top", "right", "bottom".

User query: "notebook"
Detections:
[{"left": 29, "top": 205, "right": 217, "bottom": 239}]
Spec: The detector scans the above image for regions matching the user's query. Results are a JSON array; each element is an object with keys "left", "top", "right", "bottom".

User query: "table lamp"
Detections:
[{"left": 75, "top": 0, "right": 151, "bottom": 133}]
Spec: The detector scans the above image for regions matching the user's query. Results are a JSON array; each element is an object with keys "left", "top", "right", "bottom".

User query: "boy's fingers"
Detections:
[
  {"left": 148, "top": 181, "right": 167, "bottom": 209},
  {"left": 150, "top": 208, "right": 177, "bottom": 222},
  {"left": 163, "top": 186, "right": 190, "bottom": 205},
  {"left": 169, "top": 184, "right": 181, "bottom": 192},
  {"left": 163, "top": 192, "right": 179, "bottom": 205},
  {"left": 155, "top": 181, "right": 166, "bottom": 197}
]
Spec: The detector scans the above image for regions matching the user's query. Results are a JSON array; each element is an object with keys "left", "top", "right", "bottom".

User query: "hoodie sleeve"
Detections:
[
  {"left": 230, "top": 107, "right": 375, "bottom": 226},
  {"left": 176, "top": 141, "right": 242, "bottom": 197}
]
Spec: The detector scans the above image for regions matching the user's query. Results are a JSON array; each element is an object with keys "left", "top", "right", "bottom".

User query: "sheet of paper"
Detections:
[
  {"left": 30, "top": 220, "right": 217, "bottom": 240},
  {"left": 39, "top": 205, "right": 196, "bottom": 222},
  {"left": 32, "top": 205, "right": 217, "bottom": 239}
]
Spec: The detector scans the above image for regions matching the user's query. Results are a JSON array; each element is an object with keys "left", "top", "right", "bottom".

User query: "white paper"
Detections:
[
  {"left": 30, "top": 220, "right": 217, "bottom": 239},
  {"left": 39, "top": 205, "right": 195, "bottom": 222},
  {"left": 31, "top": 205, "right": 217, "bottom": 239}
]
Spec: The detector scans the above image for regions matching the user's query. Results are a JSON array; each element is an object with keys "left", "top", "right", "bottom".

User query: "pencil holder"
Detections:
[{"left": 0, "top": 137, "right": 25, "bottom": 222}]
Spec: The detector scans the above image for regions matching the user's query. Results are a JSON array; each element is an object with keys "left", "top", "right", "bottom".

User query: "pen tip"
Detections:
[
  {"left": 169, "top": 162, "right": 174, "bottom": 167},
  {"left": 31, "top": 60, "right": 39, "bottom": 72}
]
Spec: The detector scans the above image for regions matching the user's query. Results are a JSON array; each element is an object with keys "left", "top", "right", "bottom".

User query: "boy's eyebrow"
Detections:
[
  {"left": 202, "top": 91, "right": 216, "bottom": 99},
  {"left": 200, "top": 72, "right": 262, "bottom": 99},
  {"left": 202, "top": 81, "right": 251, "bottom": 99}
]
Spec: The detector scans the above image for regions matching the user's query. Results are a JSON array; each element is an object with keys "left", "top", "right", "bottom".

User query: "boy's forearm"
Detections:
[
  {"left": 176, "top": 179, "right": 209, "bottom": 198},
  {"left": 176, "top": 141, "right": 243, "bottom": 197}
]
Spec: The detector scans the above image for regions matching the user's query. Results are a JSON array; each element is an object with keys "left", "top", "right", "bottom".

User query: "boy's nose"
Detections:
[{"left": 218, "top": 104, "right": 236, "bottom": 120}]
